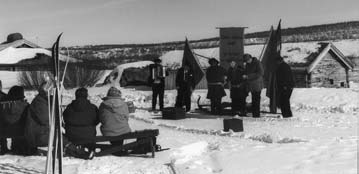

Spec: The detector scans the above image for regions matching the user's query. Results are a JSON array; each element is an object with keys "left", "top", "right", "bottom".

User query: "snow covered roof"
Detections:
[
  {"left": 160, "top": 39, "right": 359, "bottom": 69},
  {"left": 0, "top": 47, "right": 79, "bottom": 65},
  {"left": 307, "top": 43, "right": 353, "bottom": 72},
  {"left": 0, "top": 39, "right": 40, "bottom": 51}
]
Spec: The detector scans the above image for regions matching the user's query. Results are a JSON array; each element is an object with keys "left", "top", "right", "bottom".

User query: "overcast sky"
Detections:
[{"left": 0, "top": 0, "right": 358, "bottom": 47}]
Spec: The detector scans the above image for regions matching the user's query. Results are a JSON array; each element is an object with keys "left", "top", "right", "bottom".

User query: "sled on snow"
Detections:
[{"left": 73, "top": 129, "right": 163, "bottom": 158}]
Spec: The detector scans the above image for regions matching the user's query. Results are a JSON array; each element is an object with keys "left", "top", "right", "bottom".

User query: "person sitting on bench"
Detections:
[
  {"left": 0, "top": 80, "right": 8, "bottom": 154},
  {"left": 63, "top": 87, "right": 99, "bottom": 151},
  {"left": 0, "top": 86, "right": 34, "bottom": 155},
  {"left": 25, "top": 82, "right": 53, "bottom": 149},
  {"left": 99, "top": 87, "right": 131, "bottom": 148},
  {"left": 25, "top": 82, "right": 93, "bottom": 159}
]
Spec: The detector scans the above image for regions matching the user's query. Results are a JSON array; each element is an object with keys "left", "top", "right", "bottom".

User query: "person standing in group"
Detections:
[
  {"left": 276, "top": 56, "right": 295, "bottom": 118},
  {"left": 175, "top": 64, "right": 195, "bottom": 112},
  {"left": 243, "top": 54, "right": 264, "bottom": 118},
  {"left": 206, "top": 58, "right": 227, "bottom": 115},
  {"left": 227, "top": 61, "right": 247, "bottom": 115},
  {"left": 149, "top": 58, "right": 167, "bottom": 111}
]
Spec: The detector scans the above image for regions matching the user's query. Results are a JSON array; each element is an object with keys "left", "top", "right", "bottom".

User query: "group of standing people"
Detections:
[
  {"left": 0, "top": 81, "right": 131, "bottom": 158},
  {"left": 205, "top": 53, "right": 294, "bottom": 118},
  {"left": 149, "top": 53, "right": 294, "bottom": 118}
]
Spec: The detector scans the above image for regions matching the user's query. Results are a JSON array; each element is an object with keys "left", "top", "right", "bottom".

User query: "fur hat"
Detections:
[
  {"left": 75, "top": 87, "right": 88, "bottom": 99},
  {"left": 208, "top": 58, "right": 219, "bottom": 65},
  {"left": 106, "top": 87, "right": 121, "bottom": 97},
  {"left": 7, "top": 86, "right": 25, "bottom": 100},
  {"left": 243, "top": 54, "right": 252, "bottom": 61}
]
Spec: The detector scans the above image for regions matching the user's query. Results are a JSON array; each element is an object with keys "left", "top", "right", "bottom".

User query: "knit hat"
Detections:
[
  {"left": 7, "top": 86, "right": 25, "bottom": 100},
  {"left": 75, "top": 87, "right": 88, "bottom": 99},
  {"left": 106, "top": 87, "right": 121, "bottom": 97}
]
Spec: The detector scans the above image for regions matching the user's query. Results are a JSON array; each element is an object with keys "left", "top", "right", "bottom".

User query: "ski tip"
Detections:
[{"left": 56, "top": 33, "right": 63, "bottom": 43}]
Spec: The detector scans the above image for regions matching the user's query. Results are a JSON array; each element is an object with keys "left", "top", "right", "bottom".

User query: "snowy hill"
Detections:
[
  {"left": 64, "top": 21, "right": 359, "bottom": 69},
  {"left": 160, "top": 39, "right": 359, "bottom": 69}
]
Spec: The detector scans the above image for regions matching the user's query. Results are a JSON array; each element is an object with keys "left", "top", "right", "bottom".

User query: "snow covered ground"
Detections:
[{"left": 0, "top": 86, "right": 357, "bottom": 174}]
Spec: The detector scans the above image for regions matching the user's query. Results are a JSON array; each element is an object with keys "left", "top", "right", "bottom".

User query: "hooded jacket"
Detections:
[
  {"left": 63, "top": 98, "right": 99, "bottom": 143},
  {"left": 0, "top": 99, "right": 28, "bottom": 137},
  {"left": 99, "top": 96, "right": 131, "bottom": 136},
  {"left": 0, "top": 91, "right": 6, "bottom": 101},
  {"left": 25, "top": 94, "right": 50, "bottom": 147}
]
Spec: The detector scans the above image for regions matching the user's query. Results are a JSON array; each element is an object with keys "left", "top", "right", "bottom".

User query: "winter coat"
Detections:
[
  {"left": 148, "top": 63, "right": 168, "bottom": 85},
  {"left": 245, "top": 58, "right": 264, "bottom": 92},
  {"left": 276, "top": 61, "right": 295, "bottom": 89},
  {"left": 99, "top": 96, "right": 131, "bottom": 136},
  {"left": 176, "top": 67, "right": 195, "bottom": 89},
  {"left": 63, "top": 98, "right": 99, "bottom": 143},
  {"left": 25, "top": 94, "right": 50, "bottom": 147},
  {"left": 0, "top": 91, "right": 6, "bottom": 101},
  {"left": 0, "top": 99, "right": 29, "bottom": 137},
  {"left": 227, "top": 66, "right": 247, "bottom": 98},
  {"left": 206, "top": 65, "right": 227, "bottom": 99}
]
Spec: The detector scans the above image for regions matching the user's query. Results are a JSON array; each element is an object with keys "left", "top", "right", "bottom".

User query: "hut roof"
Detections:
[
  {"left": 0, "top": 47, "right": 79, "bottom": 64},
  {"left": 0, "top": 36, "right": 80, "bottom": 71},
  {"left": 306, "top": 42, "right": 353, "bottom": 72},
  {"left": 0, "top": 39, "right": 40, "bottom": 51}
]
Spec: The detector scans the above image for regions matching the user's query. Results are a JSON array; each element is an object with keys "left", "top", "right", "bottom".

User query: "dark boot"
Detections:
[{"left": 64, "top": 143, "right": 94, "bottom": 160}]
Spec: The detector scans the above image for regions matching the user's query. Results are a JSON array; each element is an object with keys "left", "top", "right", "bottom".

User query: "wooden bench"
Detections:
[{"left": 75, "top": 129, "right": 160, "bottom": 158}]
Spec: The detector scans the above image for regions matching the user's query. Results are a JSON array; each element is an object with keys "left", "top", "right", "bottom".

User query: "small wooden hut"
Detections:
[{"left": 288, "top": 42, "right": 353, "bottom": 88}]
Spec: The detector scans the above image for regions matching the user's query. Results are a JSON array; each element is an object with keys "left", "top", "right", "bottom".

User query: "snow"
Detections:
[
  {"left": 0, "top": 85, "right": 357, "bottom": 173},
  {"left": 161, "top": 48, "right": 219, "bottom": 69},
  {"left": 0, "top": 47, "right": 51, "bottom": 64},
  {"left": 333, "top": 39, "right": 359, "bottom": 58},
  {"left": 170, "top": 141, "right": 209, "bottom": 165}
]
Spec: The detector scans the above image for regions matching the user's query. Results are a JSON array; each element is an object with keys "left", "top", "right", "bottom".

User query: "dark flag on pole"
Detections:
[
  {"left": 260, "top": 20, "right": 282, "bottom": 113},
  {"left": 182, "top": 38, "right": 205, "bottom": 88}
]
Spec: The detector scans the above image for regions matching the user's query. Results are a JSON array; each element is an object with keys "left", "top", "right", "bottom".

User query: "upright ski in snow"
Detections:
[{"left": 45, "top": 33, "right": 64, "bottom": 174}]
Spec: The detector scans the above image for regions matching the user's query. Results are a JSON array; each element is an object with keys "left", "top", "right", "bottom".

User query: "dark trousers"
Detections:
[
  {"left": 279, "top": 87, "right": 293, "bottom": 118},
  {"left": 231, "top": 88, "right": 247, "bottom": 114},
  {"left": 152, "top": 83, "right": 164, "bottom": 110},
  {"left": 175, "top": 87, "right": 192, "bottom": 112},
  {"left": 210, "top": 97, "right": 222, "bottom": 114},
  {"left": 0, "top": 138, "right": 8, "bottom": 154},
  {"left": 250, "top": 91, "right": 261, "bottom": 118}
]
